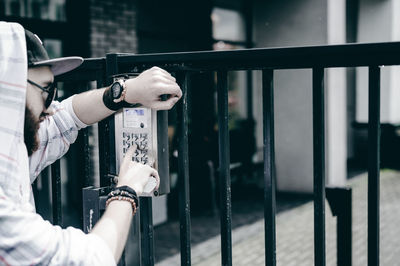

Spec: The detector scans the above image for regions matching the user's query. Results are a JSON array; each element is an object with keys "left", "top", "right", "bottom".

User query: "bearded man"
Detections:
[{"left": 0, "top": 22, "right": 181, "bottom": 265}]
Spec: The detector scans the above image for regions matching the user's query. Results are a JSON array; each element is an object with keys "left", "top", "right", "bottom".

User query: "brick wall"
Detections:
[{"left": 89, "top": 0, "right": 138, "bottom": 57}]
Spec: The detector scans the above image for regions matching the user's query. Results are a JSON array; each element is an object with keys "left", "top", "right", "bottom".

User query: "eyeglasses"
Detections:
[{"left": 27, "top": 79, "right": 57, "bottom": 109}]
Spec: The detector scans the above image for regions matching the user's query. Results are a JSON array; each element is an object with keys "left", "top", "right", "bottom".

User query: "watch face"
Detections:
[{"left": 111, "top": 82, "right": 122, "bottom": 99}]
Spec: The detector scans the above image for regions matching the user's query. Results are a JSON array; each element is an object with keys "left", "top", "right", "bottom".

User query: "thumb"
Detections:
[{"left": 120, "top": 144, "right": 137, "bottom": 175}]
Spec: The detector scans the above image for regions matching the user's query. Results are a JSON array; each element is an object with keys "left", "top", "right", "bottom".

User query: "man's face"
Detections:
[
  {"left": 26, "top": 66, "right": 54, "bottom": 120},
  {"left": 25, "top": 66, "right": 54, "bottom": 156}
]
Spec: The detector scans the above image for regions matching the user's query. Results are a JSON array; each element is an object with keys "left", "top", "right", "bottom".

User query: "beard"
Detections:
[{"left": 24, "top": 106, "right": 40, "bottom": 156}]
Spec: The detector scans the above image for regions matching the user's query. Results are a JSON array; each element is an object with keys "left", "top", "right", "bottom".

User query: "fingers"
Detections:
[
  {"left": 151, "top": 170, "right": 160, "bottom": 191},
  {"left": 119, "top": 144, "right": 137, "bottom": 175},
  {"left": 152, "top": 96, "right": 180, "bottom": 110},
  {"left": 145, "top": 66, "right": 176, "bottom": 82},
  {"left": 151, "top": 66, "right": 175, "bottom": 80},
  {"left": 132, "top": 164, "right": 160, "bottom": 193},
  {"left": 147, "top": 153, "right": 155, "bottom": 167},
  {"left": 152, "top": 83, "right": 181, "bottom": 100},
  {"left": 124, "top": 144, "right": 137, "bottom": 162},
  {"left": 143, "top": 66, "right": 181, "bottom": 97},
  {"left": 118, "top": 159, "right": 160, "bottom": 195},
  {"left": 162, "top": 84, "right": 182, "bottom": 98},
  {"left": 152, "top": 75, "right": 177, "bottom": 86}
]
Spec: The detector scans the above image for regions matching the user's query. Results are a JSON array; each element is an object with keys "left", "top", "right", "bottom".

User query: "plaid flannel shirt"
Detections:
[{"left": 0, "top": 21, "right": 115, "bottom": 266}]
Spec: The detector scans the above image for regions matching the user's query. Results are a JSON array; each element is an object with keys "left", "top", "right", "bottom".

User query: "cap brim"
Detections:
[{"left": 31, "top": 56, "right": 84, "bottom": 76}]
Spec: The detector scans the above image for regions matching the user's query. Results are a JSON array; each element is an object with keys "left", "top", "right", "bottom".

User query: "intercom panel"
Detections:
[{"left": 114, "top": 106, "right": 158, "bottom": 196}]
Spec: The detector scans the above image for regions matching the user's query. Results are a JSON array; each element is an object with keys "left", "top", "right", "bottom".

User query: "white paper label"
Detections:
[{"left": 123, "top": 108, "right": 148, "bottom": 128}]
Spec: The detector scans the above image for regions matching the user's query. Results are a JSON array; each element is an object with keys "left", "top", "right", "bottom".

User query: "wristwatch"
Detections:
[
  {"left": 111, "top": 79, "right": 126, "bottom": 103},
  {"left": 103, "top": 79, "right": 131, "bottom": 111}
]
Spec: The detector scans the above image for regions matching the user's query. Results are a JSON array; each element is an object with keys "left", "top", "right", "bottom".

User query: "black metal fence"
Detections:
[{"left": 47, "top": 41, "right": 400, "bottom": 265}]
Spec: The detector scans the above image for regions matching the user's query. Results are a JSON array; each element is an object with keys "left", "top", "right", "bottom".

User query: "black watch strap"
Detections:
[{"left": 102, "top": 85, "right": 131, "bottom": 111}]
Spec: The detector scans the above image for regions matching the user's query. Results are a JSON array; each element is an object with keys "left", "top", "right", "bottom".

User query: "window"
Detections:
[
  {"left": 212, "top": 7, "right": 248, "bottom": 128},
  {"left": 4, "top": 0, "right": 66, "bottom": 21},
  {"left": 212, "top": 7, "right": 246, "bottom": 42}
]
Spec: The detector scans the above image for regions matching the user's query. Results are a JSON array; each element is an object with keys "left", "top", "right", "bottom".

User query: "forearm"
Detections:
[
  {"left": 89, "top": 146, "right": 159, "bottom": 262},
  {"left": 0, "top": 189, "right": 116, "bottom": 265},
  {"left": 90, "top": 200, "right": 133, "bottom": 262},
  {"left": 72, "top": 67, "right": 182, "bottom": 124},
  {"left": 72, "top": 87, "right": 115, "bottom": 125}
]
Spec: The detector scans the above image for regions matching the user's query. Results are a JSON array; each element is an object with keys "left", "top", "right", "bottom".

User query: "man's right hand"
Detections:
[
  {"left": 91, "top": 144, "right": 157, "bottom": 261},
  {"left": 117, "top": 145, "right": 160, "bottom": 194},
  {"left": 124, "top": 66, "right": 182, "bottom": 110}
]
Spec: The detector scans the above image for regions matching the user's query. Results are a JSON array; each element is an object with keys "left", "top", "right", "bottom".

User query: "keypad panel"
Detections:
[{"left": 122, "top": 132, "right": 150, "bottom": 165}]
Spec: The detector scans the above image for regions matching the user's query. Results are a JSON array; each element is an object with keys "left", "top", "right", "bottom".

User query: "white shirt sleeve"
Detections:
[
  {"left": 29, "top": 96, "right": 88, "bottom": 183},
  {"left": 0, "top": 187, "right": 116, "bottom": 266}
]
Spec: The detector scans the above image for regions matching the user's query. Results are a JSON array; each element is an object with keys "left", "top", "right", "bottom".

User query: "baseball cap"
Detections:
[{"left": 25, "top": 29, "right": 83, "bottom": 76}]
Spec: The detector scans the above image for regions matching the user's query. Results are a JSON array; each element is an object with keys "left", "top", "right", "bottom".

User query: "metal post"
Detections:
[
  {"left": 313, "top": 67, "right": 326, "bottom": 266},
  {"left": 177, "top": 72, "right": 192, "bottom": 266},
  {"left": 51, "top": 159, "right": 62, "bottom": 226},
  {"left": 262, "top": 69, "right": 276, "bottom": 266},
  {"left": 97, "top": 77, "right": 111, "bottom": 188},
  {"left": 326, "top": 187, "right": 352, "bottom": 266},
  {"left": 217, "top": 71, "right": 232, "bottom": 266},
  {"left": 368, "top": 66, "right": 380, "bottom": 266},
  {"left": 82, "top": 127, "right": 91, "bottom": 187},
  {"left": 105, "top": 53, "right": 125, "bottom": 266},
  {"left": 157, "top": 99, "right": 170, "bottom": 195},
  {"left": 104, "top": 53, "right": 119, "bottom": 182},
  {"left": 140, "top": 197, "right": 155, "bottom": 266},
  {"left": 82, "top": 187, "right": 103, "bottom": 233}
]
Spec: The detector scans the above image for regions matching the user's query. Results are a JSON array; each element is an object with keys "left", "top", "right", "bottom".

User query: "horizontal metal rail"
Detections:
[
  {"left": 57, "top": 42, "right": 400, "bottom": 81},
  {"left": 116, "top": 42, "right": 400, "bottom": 70}
]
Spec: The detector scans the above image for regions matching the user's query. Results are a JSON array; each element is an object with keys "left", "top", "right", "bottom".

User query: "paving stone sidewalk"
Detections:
[{"left": 157, "top": 170, "right": 400, "bottom": 266}]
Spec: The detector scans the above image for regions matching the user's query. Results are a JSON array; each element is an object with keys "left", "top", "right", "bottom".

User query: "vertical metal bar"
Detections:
[
  {"left": 96, "top": 76, "right": 110, "bottom": 188},
  {"left": 82, "top": 126, "right": 91, "bottom": 187},
  {"left": 177, "top": 72, "right": 191, "bottom": 266},
  {"left": 246, "top": 71, "right": 253, "bottom": 119},
  {"left": 140, "top": 197, "right": 154, "bottom": 266},
  {"left": 75, "top": 81, "right": 91, "bottom": 188},
  {"left": 82, "top": 187, "right": 101, "bottom": 233},
  {"left": 337, "top": 189, "right": 352, "bottom": 266},
  {"left": 262, "top": 69, "right": 276, "bottom": 266},
  {"left": 244, "top": 0, "right": 255, "bottom": 181},
  {"left": 217, "top": 71, "right": 232, "bottom": 266},
  {"left": 368, "top": 66, "right": 380, "bottom": 266},
  {"left": 77, "top": 82, "right": 92, "bottom": 229},
  {"left": 51, "top": 159, "right": 62, "bottom": 226},
  {"left": 98, "top": 119, "right": 109, "bottom": 187},
  {"left": 105, "top": 53, "right": 119, "bottom": 181},
  {"left": 245, "top": 70, "right": 255, "bottom": 180},
  {"left": 313, "top": 67, "right": 326, "bottom": 266},
  {"left": 105, "top": 54, "right": 128, "bottom": 266},
  {"left": 157, "top": 99, "right": 170, "bottom": 195},
  {"left": 245, "top": 0, "right": 254, "bottom": 118},
  {"left": 326, "top": 187, "right": 352, "bottom": 266}
]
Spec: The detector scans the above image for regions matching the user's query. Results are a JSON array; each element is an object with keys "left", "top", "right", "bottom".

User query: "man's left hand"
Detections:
[{"left": 124, "top": 67, "right": 182, "bottom": 110}]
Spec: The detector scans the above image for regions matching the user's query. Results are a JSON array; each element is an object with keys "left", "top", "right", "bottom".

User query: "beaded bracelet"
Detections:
[
  {"left": 107, "top": 186, "right": 139, "bottom": 208},
  {"left": 105, "top": 196, "right": 137, "bottom": 215}
]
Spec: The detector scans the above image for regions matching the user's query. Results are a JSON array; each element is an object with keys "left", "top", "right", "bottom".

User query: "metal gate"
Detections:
[{"left": 49, "top": 42, "right": 400, "bottom": 265}]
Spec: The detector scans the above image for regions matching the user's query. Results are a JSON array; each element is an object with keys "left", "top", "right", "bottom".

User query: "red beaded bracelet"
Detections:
[{"left": 105, "top": 196, "right": 137, "bottom": 215}]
